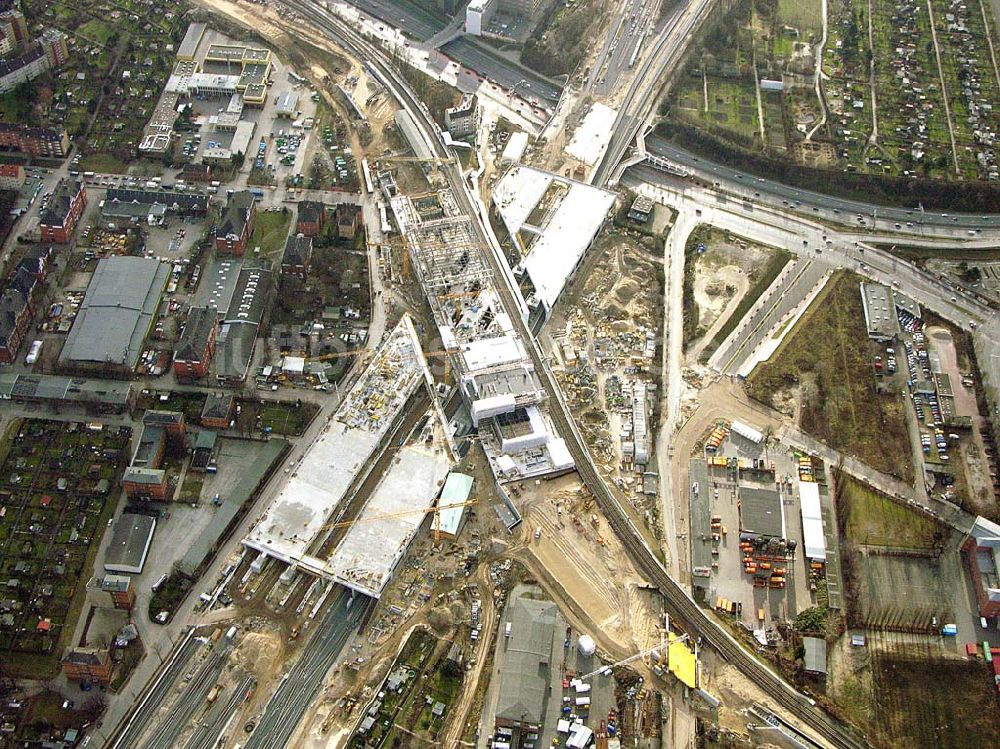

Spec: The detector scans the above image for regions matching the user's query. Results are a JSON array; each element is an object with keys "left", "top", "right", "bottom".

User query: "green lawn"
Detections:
[
  {"left": 79, "top": 153, "right": 128, "bottom": 173},
  {"left": 76, "top": 19, "right": 114, "bottom": 46},
  {"left": 837, "top": 474, "right": 944, "bottom": 548},
  {"left": 250, "top": 210, "right": 293, "bottom": 260}
]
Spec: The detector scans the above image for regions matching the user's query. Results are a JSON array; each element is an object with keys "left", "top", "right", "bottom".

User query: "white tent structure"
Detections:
[{"left": 799, "top": 481, "right": 827, "bottom": 562}]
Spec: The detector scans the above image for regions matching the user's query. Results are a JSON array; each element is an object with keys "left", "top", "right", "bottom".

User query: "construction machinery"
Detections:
[
  {"left": 578, "top": 632, "right": 691, "bottom": 681},
  {"left": 305, "top": 348, "right": 457, "bottom": 383}
]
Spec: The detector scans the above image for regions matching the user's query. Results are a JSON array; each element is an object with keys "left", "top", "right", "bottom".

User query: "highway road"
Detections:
[
  {"left": 275, "top": 4, "right": 873, "bottom": 746},
  {"left": 590, "top": 0, "right": 716, "bottom": 186},
  {"left": 646, "top": 137, "right": 1000, "bottom": 232},
  {"left": 243, "top": 590, "right": 370, "bottom": 749},
  {"left": 623, "top": 168, "right": 1000, "bottom": 362},
  {"left": 439, "top": 37, "right": 563, "bottom": 106},
  {"left": 344, "top": 0, "right": 446, "bottom": 41},
  {"left": 589, "top": 0, "right": 658, "bottom": 97}
]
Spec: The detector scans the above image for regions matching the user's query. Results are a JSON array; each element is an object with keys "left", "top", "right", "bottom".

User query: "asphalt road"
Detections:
[
  {"left": 589, "top": 0, "right": 657, "bottom": 96},
  {"left": 439, "top": 37, "right": 562, "bottom": 106},
  {"left": 645, "top": 137, "right": 1000, "bottom": 230},
  {"left": 243, "top": 590, "right": 370, "bottom": 749},
  {"left": 345, "top": 0, "right": 446, "bottom": 41},
  {"left": 591, "top": 0, "right": 714, "bottom": 185}
]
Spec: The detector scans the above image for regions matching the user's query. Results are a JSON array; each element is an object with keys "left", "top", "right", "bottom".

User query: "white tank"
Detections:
[{"left": 577, "top": 634, "right": 596, "bottom": 657}]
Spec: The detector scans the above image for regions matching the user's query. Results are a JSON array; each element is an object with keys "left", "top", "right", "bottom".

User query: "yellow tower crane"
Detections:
[{"left": 320, "top": 498, "right": 478, "bottom": 544}]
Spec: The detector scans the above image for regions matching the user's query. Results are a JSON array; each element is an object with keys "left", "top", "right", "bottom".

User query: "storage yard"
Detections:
[{"left": 687, "top": 421, "right": 834, "bottom": 635}]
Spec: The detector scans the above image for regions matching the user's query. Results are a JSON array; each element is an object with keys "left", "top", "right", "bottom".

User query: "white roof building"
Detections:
[{"left": 798, "top": 481, "right": 826, "bottom": 562}]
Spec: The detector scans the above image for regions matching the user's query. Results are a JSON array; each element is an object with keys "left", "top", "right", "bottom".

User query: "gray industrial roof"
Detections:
[
  {"left": 104, "top": 513, "right": 156, "bottom": 574},
  {"left": 102, "top": 199, "right": 168, "bottom": 221},
  {"left": 860, "top": 281, "right": 899, "bottom": 340},
  {"left": 739, "top": 487, "right": 784, "bottom": 538},
  {"left": 192, "top": 259, "right": 242, "bottom": 313},
  {"left": 177, "top": 22, "right": 206, "bottom": 59},
  {"left": 803, "top": 636, "right": 827, "bottom": 674},
  {"left": 212, "top": 322, "right": 258, "bottom": 382},
  {"left": 59, "top": 257, "right": 169, "bottom": 369},
  {"left": 224, "top": 265, "right": 271, "bottom": 325},
  {"left": 0, "top": 373, "right": 134, "bottom": 406},
  {"left": 495, "top": 594, "right": 557, "bottom": 725},
  {"left": 394, "top": 110, "right": 434, "bottom": 161}
]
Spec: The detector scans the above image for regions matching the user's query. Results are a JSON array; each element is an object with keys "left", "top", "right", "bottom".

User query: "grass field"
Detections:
[
  {"left": 76, "top": 19, "right": 113, "bottom": 45},
  {"left": 777, "top": 0, "right": 822, "bottom": 37},
  {"left": 250, "top": 210, "right": 293, "bottom": 261},
  {"left": 747, "top": 272, "right": 913, "bottom": 482},
  {"left": 836, "top": 474, "right": 943, "bottom": 549},
  {"left": 870, "top": 641, "right": 1000, "bottom": 749},
  {"left": 78, "top": 153, "right": 129, "bottom": 174}
]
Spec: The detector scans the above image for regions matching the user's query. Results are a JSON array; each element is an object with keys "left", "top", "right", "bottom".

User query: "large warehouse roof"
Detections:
[
  {"left": 496, "top": 594, "right": 557, "bottom": 725},
  {"left": 59, "top": 257, "right": 169, "bottom": 370},
  {"left": 104, "top": 513, "right": 156, "bottom": 574},
  {"left": 739, "top": 487, "right": 785, "bottom": 539}
]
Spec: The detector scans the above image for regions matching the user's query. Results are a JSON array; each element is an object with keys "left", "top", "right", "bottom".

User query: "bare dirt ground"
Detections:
[
  {"left": 689, "top": 265, "right": 749, "bottom": 362},
  {"left": 514, "top": 473, "right": 661, "bottom": 659},
  {"left": 686, "top": 229, "right": 778, "bottom": 364},
  {"left": 547, "top": 231, "right": 665, "bottom": 531}
]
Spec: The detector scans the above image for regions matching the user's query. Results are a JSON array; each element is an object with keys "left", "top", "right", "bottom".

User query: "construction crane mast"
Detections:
[{"left": 579, "top": 633, "right": 690, "bottom": 681}]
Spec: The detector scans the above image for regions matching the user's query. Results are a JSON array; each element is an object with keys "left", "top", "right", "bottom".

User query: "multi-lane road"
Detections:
[
  {"left": 646, "top": 137, "right": 1000, "bottom": 233},
  {"left": 590, "top": 0, "right": 718, "bottom": 186}
]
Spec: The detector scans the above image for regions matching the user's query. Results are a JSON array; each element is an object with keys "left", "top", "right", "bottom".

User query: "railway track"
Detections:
[{"left": 276, "top": 3, "right": 870, "bottom": 747}]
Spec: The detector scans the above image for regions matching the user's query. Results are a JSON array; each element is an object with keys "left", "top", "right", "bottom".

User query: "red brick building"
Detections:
[
  {"left": 200, "top": 392, "right": 234, "bottom": 430},
  {"left": 39, "top": 178, "right": 86, "bottom": 243},
  {"left": 122, "top": 467, "right": 168, "bottom": 500},
  {"left": 336, "top": 203, "right": 361, "bottom": 240},
  {"left": 215, "top": 191, "right": 256, "bottom": 256},
  {"left": 0, "top": 162, "right": 24, "bottom": 191},
  {"left": 62, "top": 648, "right": 112, "bottom": 686},
  {"left": 100, "top": 575, "right": 135, "bottom": 611},
  {"left": 962, "top": 516, "right": 1000, "bottom": 618},
  {"left": 0, "top": 122, "right": 69, "bottom": 157},
  {"left": 296, "top": 200, "right": 326, "bottom": 237},
  {"left": 173, "top": 306, "right": 217, "bottom": 379},
  {"left": 0, "top": 285, "right": 31, "bottom": 364}
]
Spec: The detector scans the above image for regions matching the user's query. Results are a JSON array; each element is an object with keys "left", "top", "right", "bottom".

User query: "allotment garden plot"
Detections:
[{"left": 0, "top": 419, "right": 131, "bottom": 672}]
